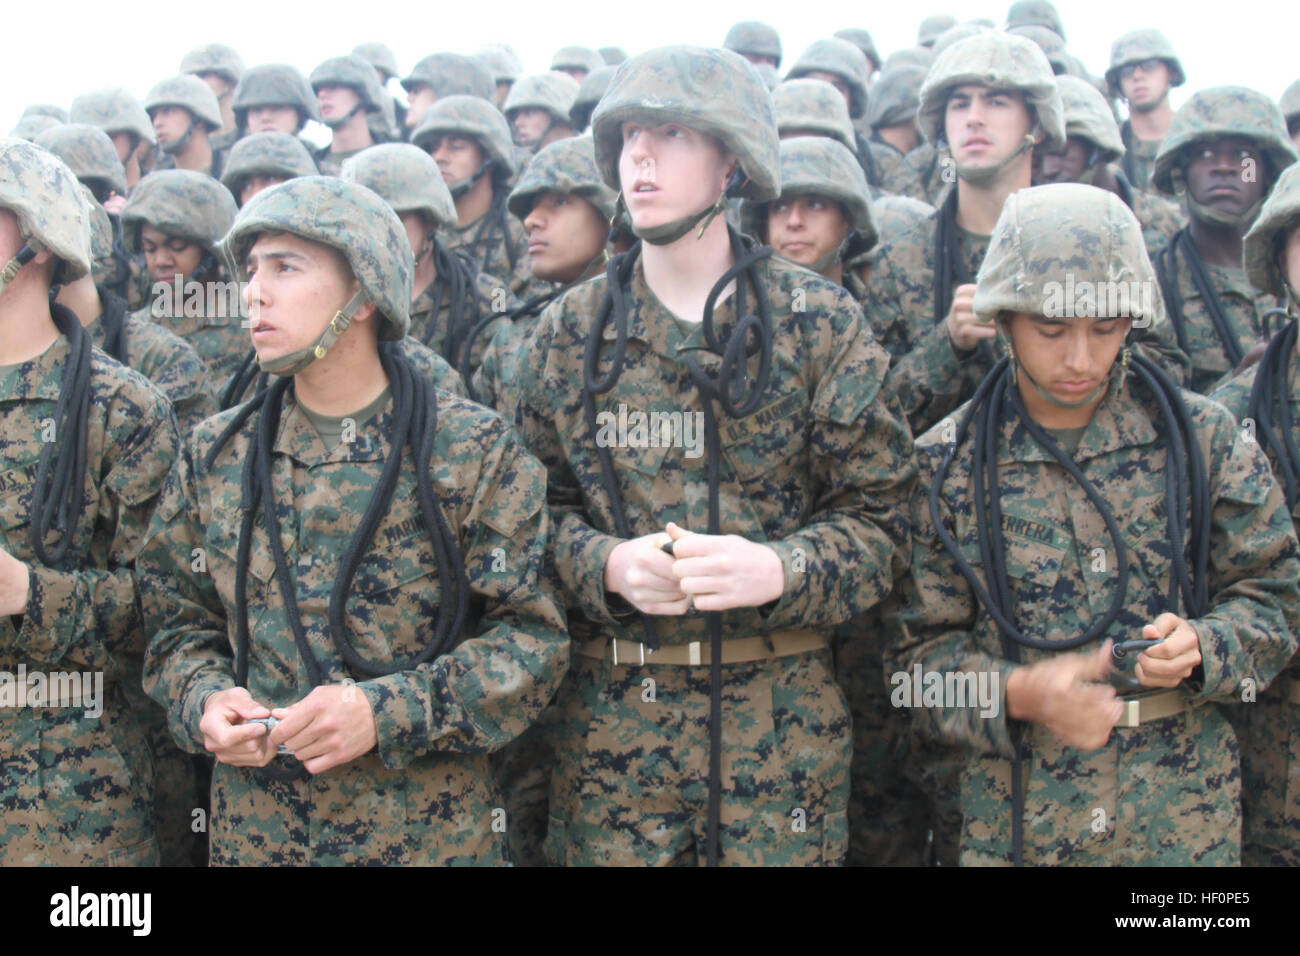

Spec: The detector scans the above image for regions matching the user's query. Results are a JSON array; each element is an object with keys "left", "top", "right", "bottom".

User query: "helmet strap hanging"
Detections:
[{"left": 258, "top": 288, "right": 368, "bottom": 376}]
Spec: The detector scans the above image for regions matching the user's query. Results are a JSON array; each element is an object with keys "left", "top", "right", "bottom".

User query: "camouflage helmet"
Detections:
[
  {"left": 723, "top": 21, "right": 783, "bottom": 67},
  {"left": 504, "top": 72, "right": 581, "bottom": 124},
  {"left": 1005, "top": 0, "right": 1065, "bottom": 40},
  {"left": 571, "top": 66, "right": 616, "bottom": 131},
  {"left": 352, "top": 42, "right": 399, "bottom": 80},
  {"left": 473, "top": 45, "right": 525, "bottom": 85},
  {"left": 599, "top": 47, "right": 628, "bottom": 66},
  {"left": 340, "top": 143, "right": 458, "bottom": 230},
  {"left": 917, "top": 32, "right": 1066, "bottom": 149},
  {"left": 833, "top": 29, "right": 881, "bottom": 72},
  {"left": 82, "top": 184, "right": 115, "bottom": 266},
  {"left": 883, "top": 47, "right": 934, "bottom": 73},
  {"left": 507, "top": 134, "right": 618, "bottom": 222},
  {"left": 311, "top": 54, "right": 388, "bottom": 115},
  {"left": 10, "top": 116, "right": 62, "bottom": 141},
  {"left": 34, "top": 124, "right": 127, "bottom": 197},
  {"left": 69, "top": 87, "right": 156, "bottom": 145},
  {"left": 784, "top": 38, "right": 870, "bottom": 119},
  {"left": 932, "top": 23, "right": 993, "bottom": 59},
  {"left": 180, "top": 43, "right": 245, "bottom": 87},
  {"left": 1151, "top": 86, "right": 1299, "bottom": 196},
  {"left": 773, "top": 79, "right": 855, "bottom": 150},
  {"left": 1055, "top": 75, "right": 1124, "bottom": 164},
  {"left": 220, "top": 132, "right": 319, "bottom": 201},
  {"left": 0, "top": 136, "right": 92, "bottom": 284},
  {"left": 410, "top": 95, "right": 517, "bottom": 181},
  {"left": 1105, "top": 29, "right": 1186, "bottom": 99},
  {"left": 232, "top": 63, "right": 321, "bottom": 128},
  {"left": 918, "top": 14, "right": 959, "bottom": 47},
  {"left": 1244, "top": 163, "right": 1300, "bottom": 297},
  {"left": 144, "top": 75, "right": 223, "bottom": 130},
  {"left": 23, "top": 104, "right": 68, "bottom": 122},
  {"left": 1280, "top": 80, "right": 1300, "bottom": 129},
  {"left": 591, "top": 45, "right": 780, "bottom": 201},
  {"left": 975, "top": 183, "right": 1162, "bottom": 329},
  {"left": 867, "top": 66, "right": 927, "bottom": 131},
  {"left": 755, "top": 63, "right": 780, "bottom": 92},
  {"left": 121, "top": 170, "right": 237, "bottom": 257},
  {"left": 869, "top": 194, "right": 936, "bottom": 247},
  {"left": 550, "top": 46, "right": 605, "bottom": 76},
  {"left": 222, "top": 177, "right": 412, "bottom": 341},
  {"left": 744, "top": 136, "right": 876, "bottom": 249},
  {"left": 400, "top": 52, "right": 495, "bottom": 101},
  {"left": 1009, "top": 25, "right": 1070, "bottom": 75}
]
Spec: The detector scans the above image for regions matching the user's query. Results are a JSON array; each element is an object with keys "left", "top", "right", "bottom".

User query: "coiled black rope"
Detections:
[
  {"left": 928, "top": 348, "right": 1209, "bottom": 865},
  {"left": 1156, "top": 228, "right": 1246, "bottom": 367},
  {"left": 1248, "top": 317, "right": 1300, "bottom": 510},
  {"left": 97, "top": 288, "right": 129, "bottom": 365},
  {"left": 581, "top": 225, "right": 775, "bottom": 866}
]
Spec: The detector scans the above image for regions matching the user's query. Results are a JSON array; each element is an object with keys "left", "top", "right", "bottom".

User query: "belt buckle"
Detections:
[
  {"left": 688, "top": 641, "right": 702, "bottom": 666},
  {"left": 611, "top": 640, "right": 646, "bottom": 666},
  {"left": 1121, "top": 699, "right": 1141, "bottom": 729}
]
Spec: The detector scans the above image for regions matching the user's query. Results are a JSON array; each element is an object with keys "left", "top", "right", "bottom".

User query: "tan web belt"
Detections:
[
  {"left": 575, "top": 629, "right": 826, "bottom": 666},
  {"left": 1117, "top": 689, "right": 1188, "bottom": 728}
]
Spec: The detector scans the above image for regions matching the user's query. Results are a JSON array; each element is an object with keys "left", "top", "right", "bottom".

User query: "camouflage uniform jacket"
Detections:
[
  {"left": 440, "top": 203, "right": 539, "bottom": 300},
  {"left": 408, "top": 266, "right": 518, "bottom": 371},
  {"left": 515, "top": 251, "right": 916, "bottom": 646},
  {"left": 89, "top": 288, "right": 216, "bottom": 435},
  {"left": 865, "top": 216, "right": 1191, "bottom": 435},
  {"left": 1119, "top": 122, "right": 1161, "bottom": 193},
  {"left": 138, "top": 381, "right": 568, "bottom": 865},
  {"left": 1113, "top": 170, "right": 1185, "bottom": 253},
  {"left": 0, "top": 320, "right": 179, "bottom": 865},
  {"left": 898, "top": 142, "right": 952, "bottom": 205},
  {"left": 314, "top": 144, "right": 372, "bottom": 178},
  {"left": 131, "top": 295, "right": 249, "bottom": 393},
  {"left": 888, "top": 377, "right": 1300, "bottom": 864}
]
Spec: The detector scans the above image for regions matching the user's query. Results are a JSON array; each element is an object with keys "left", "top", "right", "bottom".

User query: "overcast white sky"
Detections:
[{"left": 3, "top": 0, "right": 1295, "bottom": 133}]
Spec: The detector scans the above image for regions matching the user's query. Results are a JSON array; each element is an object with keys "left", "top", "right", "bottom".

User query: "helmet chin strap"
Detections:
[
  {"left": 161, "top": 118, "right": 196, "bottom": 156},
  {"left": 954, "top": 130, "right": 1040, "bottom": 187},
  {"left": 628, "top": 169, "right": 747, "bottom": 246},
  {"left": 1173, "top": 167, "right": 1267, "bottom": 229},
  {"left": 1004, "top": 327, "right": 1130, "bottom": 410},
  {"left": 448, "top": 158, "right": 494, "bottom": 199},
  {"left": 0, "top": 241, "right": 39, "bottom": 297},
  {"left": 323, "top": 101, "right": 366, "bottom": 130},
  {"left": 258, "top": 289, "right": 368, "bottom": 377}
]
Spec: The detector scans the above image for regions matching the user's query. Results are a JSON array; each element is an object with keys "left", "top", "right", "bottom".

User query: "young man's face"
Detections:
[
  {"left": 1004, "top": 310, "right": 1131, "bottom": 417},
  {"left": 1118, "top": 59, "right": 1171, "bottom": 112},
  {"left": 1034, "top": 136, "right": 1094, "bottom": 185},
  {"left": 766, "top": 193, "right": 851, "bottom": 273},
  {"left": 427, "top": 134, "right": 486, "bottom": 187},
  {"left": 1184, "top": 137, "right": 1268, "bottom": 221},
  {"left": 108, "top": 130, "right": 136, "bottom": 164},
  {"left": 242, "top": 231, "right": 361, "bottom": 363},
  {"left": 523, "top": 190, "right": 607, "bottom": 283},
  {"left": 494, "top": 81, "right": 512, "bottom": 108},
  {"left": 140, "top": 224, "right": 202, "bottom": 282},
  {"left": 1282, "top": 220, "right": 1300, "bottom": 291},
  {"left": 405, "top": 86, "right": 437, "bottom": 129},
  {"left": 247, "top": 105, "right": 300, "bottom": 134},
  {"left": 316, "top": 85, "right": 361, "bottom": 124},
  {"left": 152, "top": 105, "right": 196, "bottom": 149},
  {"left": 511, "top": 107, "right": 551, "bottom": 148},
  {"left": 945, "top": 84, "right": 1036, "bottom": 176},
  {"left": 240, "top": 174, "right": 288, "bottom": 207},
  {"left": 196, "top": 71, "right": 234, "bottom": 101},
  {"left": 398, "top": 210, "right": 433, "bottom": 259},
  {"left": 619, "top": 122, "right": 734, "bottom": 234}
]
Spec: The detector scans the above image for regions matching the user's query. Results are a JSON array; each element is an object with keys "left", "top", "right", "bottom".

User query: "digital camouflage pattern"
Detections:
[
  {"left": 1105, "top": 28, "right": 1186, "bottom": 98},
  {"left": 1, "top": 316, "right": 179, "bottom": 865},
  {"left": 570, "top": 67, "right": 616, "bottom": 133},
  {"left": 784, "top": 38, "right": 870, "bottom": 120},
  {"left": 411, "top": 95, "right": 518, "bottom": 181},
  {"left": 231, "top": 64, "right": 321, "bottom": 131},
  {"left": 1006, "top": 0, "right": 1066, "bottom": 39},
  {"left": 220, "top": 132, "right": 319, "bottom": 201},
  {"left": 144, "top": 76, "right": 224, "bottom": 132},
  {"left": 138, "top": 384, "right": 569, "bottom": 865},
  {"left": 504, "top": 73, "right": 582, "bottom": 127},
  {"left": 868, "top": 66, "right": 926, "bottom": 133},
  {"left": 508, "top": 134, "right": 617, "bottom": 223},
  {"left": 917, "top": 14, "right": 958, "bottom": 48},
  {"left": 400, "top": 53, "right": 495, "bottom": 102},
  {"left": 10, "top": 116, "right": 61, "bottom": 141},
  {"left": 1008, "top": 25, "right": 1070, "bottom": 76},
  {"left": 514, "top": 248, "right": 916, "bottom": 865},
  {"left": 341, "top": 143, "right": 458, "bottom": 229},
  {"left": 723, "top": 20, "right": 782, "bottom": 66},
  {"left": 34, "top": 124, "right": 126, "bottom": 198},
  {"left": 744, "top": 136, "right": 876, "bottom": 250},
  {"left": 1151, "top": 86, "right": 1299, "bottom": 196},
  {"left": 310, "top": 55, "right": 388, "bottom": 119},
  {"left": 0, "top": 137, "right": 92, "bottom": 282},
  {"left": 774, "top": 79, "right": 856, "bottom": 150},
  {"left": 917, "top": 32, "right": 1065, "bottom": 150},
  {"left": 833, "top": 28, "right": 880, "bottom": 72},
  {"left": 591, "top": 46, "right": 781, "bottom": 202},
  {"left": 180, "top": 44, "right": 244, "bottom": 87},
  {"left": 474, "top": 45, "right": 525, "bottom": 85},
  {"left": 1244, "top": 161, "right": 1300, "bottom": 297},
  {"left": 931, "top": 24, "right": 992, "bottom": 60},
  {"left": 883, "top": 46, "right": 934, "bottom": 73},
  {"left": 550, "top": 46, "right": 604, "bottom": 77},
  {"left": 352, "top": 42, "right": 399, "bottom": 81},
  {"left": 888, "top": 183, "right": 1300, "bottom": 865}
]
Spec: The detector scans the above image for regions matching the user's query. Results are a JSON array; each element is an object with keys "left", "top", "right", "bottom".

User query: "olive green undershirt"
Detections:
[{"left": 298, "top": 385, "right": 392, "bottom": 451}]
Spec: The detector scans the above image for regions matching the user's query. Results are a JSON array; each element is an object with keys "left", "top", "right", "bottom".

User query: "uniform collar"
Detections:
[
  {"left": 995, "top": 374, "right": 1159, "bottom": 465},
  {"left": 0, "top": 309, "right": 77, "bottom": 403},
  {"left": 272, "top": 386, "right": 393, "bottom": 468}
]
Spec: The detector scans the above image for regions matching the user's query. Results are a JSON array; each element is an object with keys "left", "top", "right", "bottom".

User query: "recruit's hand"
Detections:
[
  {"left": 944, "top": 284, "right": 994, "bottom": 353},
  {"left": 201, "top": 687, "right": 277, "bottom": 767},
  {"left": 1005, "top": 639, "right": 1124, "bottom": 751},
  {"left": 604, "top": 529, "right": 689, "bottom": 614},
  {"left": 1135, "top": 612, "right": 1202, "bottom": 688},
  {"left": 666, "top": 521, "right": 785, "bottom": 611},
  {"left": 269, "top": 683, "right": 377, "bottom": 774},
  {"left": 0, "top": 545, "right": 30, "bottom": 617}
]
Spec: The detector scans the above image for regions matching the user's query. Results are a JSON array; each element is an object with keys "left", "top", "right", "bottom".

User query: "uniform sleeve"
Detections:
[
  {"left": 885, "top": 319, "right": 990, "bottom": 436},
  {"left": 6, "top": 388, "right": 178, "bottom": 683},
  {"left": 761, "top": 306, "right": 917, "bottom": 629},
  {"left": 357, "top": 423, "right": 569, "bottom": 768},
  {"left": 1131, "top": 311, "right": 1191, "bottom": 389},
  {"left": 883, "top": 456, "right": 1021, "bottom": 759},
  {"left": 138, "top": 440, "right": 238, "bottom": 753},
  {"left": 1186, "top": 412, "right": 1300, "bottom": 701}
]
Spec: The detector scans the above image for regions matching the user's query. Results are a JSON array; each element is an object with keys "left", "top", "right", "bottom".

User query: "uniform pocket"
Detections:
[{"left": 820, "top": 808, "right": 849, "bottom": 866}]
